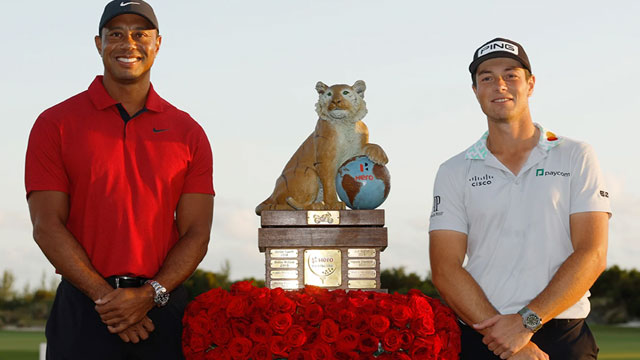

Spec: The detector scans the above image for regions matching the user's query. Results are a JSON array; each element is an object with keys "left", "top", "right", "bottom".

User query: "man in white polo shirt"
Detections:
[{"left": 429, "top": 38, "right": 611, "bottom": 359}]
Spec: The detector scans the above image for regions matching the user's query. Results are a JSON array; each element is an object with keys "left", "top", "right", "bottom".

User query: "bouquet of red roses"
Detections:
[{"left": 182, "top": 282, "right": 460, "bottom": 359}]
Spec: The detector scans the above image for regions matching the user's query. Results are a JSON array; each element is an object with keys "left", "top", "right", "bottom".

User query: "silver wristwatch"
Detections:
[
  {"left": 145, "top": 280, "right": 170, "bottom": 307},
  {"left": 517, "top": 306, "right": 542, "bottom": 333}
]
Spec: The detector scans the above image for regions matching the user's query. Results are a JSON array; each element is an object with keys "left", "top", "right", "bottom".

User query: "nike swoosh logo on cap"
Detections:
[{"left": 120, "top": 1, "right": 140, "bottom": 6}]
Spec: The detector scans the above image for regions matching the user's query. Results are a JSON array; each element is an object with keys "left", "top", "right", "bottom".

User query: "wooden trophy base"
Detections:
[{"left": 258, "top": 210, "right": 387, "bottom": 291}]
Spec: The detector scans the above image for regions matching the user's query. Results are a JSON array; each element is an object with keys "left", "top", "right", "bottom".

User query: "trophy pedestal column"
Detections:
[{"left": 258, "top": 210, "right": 387, "bottom": 291}]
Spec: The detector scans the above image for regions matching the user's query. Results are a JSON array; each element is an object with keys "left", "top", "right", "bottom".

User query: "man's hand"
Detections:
[
  {"left": 473, "top": 314, "right": 533, "bottom": 358},
  {"left": 95, "top": 286, "right": 155, "bottom": 333},
  {"left": 117, "top": 316, "right": 155, "bottom": 343},
  {"left": 508, "top": 342, "right": 549, "bottom": 360}
]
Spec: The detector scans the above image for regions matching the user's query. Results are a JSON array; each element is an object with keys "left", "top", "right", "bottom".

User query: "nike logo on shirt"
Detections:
[{"left": 153, "top": 128, "right": 169, "bottom": 133}]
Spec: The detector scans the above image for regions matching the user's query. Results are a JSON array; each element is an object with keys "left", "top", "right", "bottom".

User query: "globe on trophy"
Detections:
[{"left": 336, "top": 155, "right": 390, "bottom": 210}]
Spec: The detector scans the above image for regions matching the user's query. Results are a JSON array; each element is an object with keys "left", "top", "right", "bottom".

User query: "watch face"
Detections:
[
  {"left": 157, "top": 292, "right": 170, "bottom": 306},
  {"left": 525, "top": 313, "right": 541, "bottom": 329}
]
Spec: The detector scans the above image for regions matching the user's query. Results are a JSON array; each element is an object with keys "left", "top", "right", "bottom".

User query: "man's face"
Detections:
[
  {"left": 472, "top": 57, "right": 535, "bottom": 123},
  {"left": 94, "top": 14, "right": 161, "bottom": 84}
]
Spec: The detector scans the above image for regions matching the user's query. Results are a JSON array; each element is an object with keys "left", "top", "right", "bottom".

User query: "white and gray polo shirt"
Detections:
[{"left": 429, "top": 123, "right": 611, "bottom": 318}]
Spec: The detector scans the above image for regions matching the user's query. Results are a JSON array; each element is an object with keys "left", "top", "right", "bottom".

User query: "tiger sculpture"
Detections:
[{"left": 255, "top": 80, "right": 388, "bottom": 215}]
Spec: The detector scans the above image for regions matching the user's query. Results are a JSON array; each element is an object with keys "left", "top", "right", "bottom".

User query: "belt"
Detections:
[{"left": 106, "top": 276, "right": 148, "bottom": 289}]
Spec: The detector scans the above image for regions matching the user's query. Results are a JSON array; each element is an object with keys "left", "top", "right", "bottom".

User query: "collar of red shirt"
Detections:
[{"left": 87, "top": 75, "right": 166, "bottom": 113}]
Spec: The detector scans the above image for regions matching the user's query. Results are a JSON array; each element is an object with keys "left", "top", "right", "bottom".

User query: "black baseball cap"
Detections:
[
  {"left": 98, "top": 0, "right": 159, "bottom": 35},
  {"left": 469, "top": 37, "right": 531, "bottom": 76}
]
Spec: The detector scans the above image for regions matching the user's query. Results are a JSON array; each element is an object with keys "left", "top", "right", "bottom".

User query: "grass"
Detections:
[
  {"left": 592, "top": 324, "right": 640, "bottom": 359},
  {"left": 0, "top": 329, "right": 46, "bottom": 360},
  {"left": 1, "top": 325, "right": 639, "bottom": 359}
]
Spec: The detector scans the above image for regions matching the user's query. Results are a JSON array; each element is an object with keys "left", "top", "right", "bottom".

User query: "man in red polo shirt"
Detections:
[{"left": 25, "top": 1, "right": 214, "bottom": 358}]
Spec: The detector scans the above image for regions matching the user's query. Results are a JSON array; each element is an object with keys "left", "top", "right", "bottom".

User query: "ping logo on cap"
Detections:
[{"left": 477, "top": 41, "right": 519, "bottom": 57}]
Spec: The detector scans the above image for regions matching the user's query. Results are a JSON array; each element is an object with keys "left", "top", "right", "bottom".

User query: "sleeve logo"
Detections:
[{"left": 431, "top": 196, "right": 443, "bottom": 218}]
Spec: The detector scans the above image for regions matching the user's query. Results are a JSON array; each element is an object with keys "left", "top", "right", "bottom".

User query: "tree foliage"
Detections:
[
  {"left": 590, "top": 265, "right": 640, "bottom": 323},
  {"left": 380, "top": 267, "right": 439, "bottom": 298}
]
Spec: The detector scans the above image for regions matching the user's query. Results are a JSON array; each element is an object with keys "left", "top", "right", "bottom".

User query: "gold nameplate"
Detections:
[
  {"left": 348, "top": 248, "right": 376, "bottom": 258},
  {"left": 348, "top": 259, "right": 376, "bottom": 268},
  {"left": 270, "top": 280, "right": 299, "bottom": 289},
  {"left": 307, "top": 211, "right": 340, "bottom": 225},
  {"left": 304, "top": 250, "right": 341, "bottom": 287},
  {"left": 348, "top": 280, "right": 377, "bottom": 289},
  {"left": 270, "top": 270, "right": 298, "bottom": 279},
  {"left": 270, "top": 259, "right": 298, "bottom": 269},
  {"left": 348, "top": 270, "right": 377, "bottom": 279},
  {"left": 270, "top": 249, "right": 298, "bottom": 258}
]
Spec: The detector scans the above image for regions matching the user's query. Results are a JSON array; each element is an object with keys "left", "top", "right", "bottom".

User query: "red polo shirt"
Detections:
[{"left": 25, "top": 76, "right": 214, "bottom": 278}]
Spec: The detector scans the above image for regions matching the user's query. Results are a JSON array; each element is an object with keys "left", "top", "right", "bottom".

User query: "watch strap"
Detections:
[{"left": 145, "top": 280, "right": 170, "bottom": 307}]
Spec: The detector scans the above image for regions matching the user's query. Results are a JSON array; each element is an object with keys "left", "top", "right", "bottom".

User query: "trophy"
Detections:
[{"left": 256, "top": 80, "right": 390, "bottom": 291}]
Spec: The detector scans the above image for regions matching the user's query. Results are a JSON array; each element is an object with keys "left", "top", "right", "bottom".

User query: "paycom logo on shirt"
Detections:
[{"left": 536, "top": 168, "right": 571, "bottom": 177}]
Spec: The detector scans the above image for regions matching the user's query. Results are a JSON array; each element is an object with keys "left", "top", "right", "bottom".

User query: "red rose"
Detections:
[
  {"left": 369, "top": 314, "right": 391, "bottom": 334},
  {"left": 269, "top": 312, "right": 293, "bottom": 334},
  {"left": 304, "top": 303, "right": 324, "bottom": 325},
  {"left": 248, "top": 320, "right": 272, "bottom": 344},
  {"left": 295, "top": 293, "right": 315, "bottom": 307},
  {"left": 376, "top": 297, "right": 394, "bottom": 314},
  {"left": 382, "top": 329, "right": 402, "bottom": 352},
  {"left": 351, "top": 315, "right": 368, "bottom": 333},
  {"left": 231, "top": 319, "right": 250, "bottom": 337},
  {"left": 250, "top": 287, "right": 272, "bottom": 312},
  {"left": 188, "top": 333, "right": 208, "bottom": 353},
  {"left": 337, "top": 309, "right": 356, "bottom": 326},
  {"left": 250, "top": 342, "right": 271, "bottom": 360},
  {"left": 411, "top": 315, "right": 435, "bottom": 337},
  {"left": 358, "top": 333, "right": 379, "bottom": 354},
  {"left": 390, "top": 305, "right": 413, "bottom": 328},
  {"left": 272, "top": 293, "right": 296, "bottom": 314},
  {"left": 319, "top": 318, "right": 340, "bottom": 343},
  {"left": 269, "top": 335, "right": 290, "bottom": 357},
  {"left": 227, "top": 337, "right": 252, "bottom": 360},
  {"left": 284, "top": 325, "right": 307, "bottom": 348},
  {"left": 189, "top": 311, "right": 210, "bottom": 336},
  {"left": 230, "top": 280, "right": 254, "bottom": 295},
  {"left": 408, "top": 295, "right": 434, "bottom": 320},
  {"left": 336, "top": 329, "right": 360, "bottom": 352},
  {"left": 399, "top": 329, "right": 414, "bottom": 349},
  {"left": 409, "top": 335, "right": 442, "bottom": 360},
  {"left": 309, "top": 341, "right": 333, "bottom": 360},
  {"left": 226, "top": 296, "right": 249, "bottom": 318},
  {"left": 211, "top": 326, "right": 231, "bottom": 346}
]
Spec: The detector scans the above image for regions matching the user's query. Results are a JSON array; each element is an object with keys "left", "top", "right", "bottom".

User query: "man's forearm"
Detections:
[
  {"left": 433, "top": 265, "right": 499, "bottom": 327},
  {"left": 28, "top": 191, "right": 113, "bottom": 302},
  {"left": 153, "top": 230, "right": 210, "bottom": 292},
  {"left": 527, "top": 212, "right": 608, "bottom": 322},
  {"left": 528, "top": 246, "right": 606, "bottom": 322},
  {"left": 33, "top": 222, "right": 112, "bottom": 301}
]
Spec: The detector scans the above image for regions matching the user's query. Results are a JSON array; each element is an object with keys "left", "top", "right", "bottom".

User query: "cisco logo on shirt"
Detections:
[
  {"left": 535, "top": 168, "right": 571, "bottom": 177},
  {"left": 469, "top": 174, "right": 494, "bottom": 187}
]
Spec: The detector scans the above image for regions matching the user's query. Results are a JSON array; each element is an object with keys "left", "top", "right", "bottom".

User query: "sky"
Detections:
[{"left": 1, "top": 1, "right": 639, "bottom": 290}]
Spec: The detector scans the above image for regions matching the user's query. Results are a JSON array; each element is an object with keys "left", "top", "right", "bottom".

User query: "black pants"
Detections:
[
  {"left": 45, "top": 278, "right": 188, "bottom": 360},
  {"left": 459, "top": 319, "right": 599, "bottom": 359}
]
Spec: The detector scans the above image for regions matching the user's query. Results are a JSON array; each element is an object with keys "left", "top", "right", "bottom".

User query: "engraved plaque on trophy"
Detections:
[
  {"left": 259, "top": 210, "right": 387, "bottom": 290},
  {"left": 304, "top": 250, "right": 342, "bottom": 286}
]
